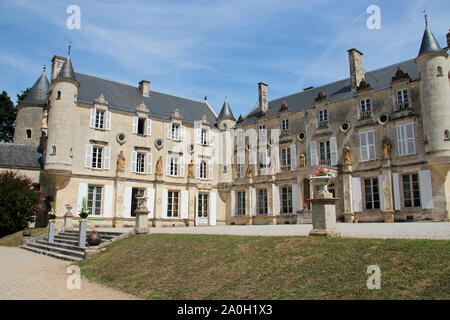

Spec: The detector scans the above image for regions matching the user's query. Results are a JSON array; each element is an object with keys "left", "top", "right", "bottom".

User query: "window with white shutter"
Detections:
[
  {"left": 396, "top": 123, "right": 415, "bottom": 156},
  {"left": 359, "top": 130, "right": 376, "bottom": 161}
]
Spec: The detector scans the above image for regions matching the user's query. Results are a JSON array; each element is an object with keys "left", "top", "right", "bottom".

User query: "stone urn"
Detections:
[
  {"left": 87, "top": 232, "right": 102, "bottom": 246},
  {"left": 310, "top": 169, "right": 337, "bottom": 198}
]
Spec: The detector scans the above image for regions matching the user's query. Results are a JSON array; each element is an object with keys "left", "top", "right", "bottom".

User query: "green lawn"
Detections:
[
  {"left": 77, "top": 234, "right": 450, "bottom": 300},
  {"left": 0, "top": 228, "right": 48, "bottom": 247}
]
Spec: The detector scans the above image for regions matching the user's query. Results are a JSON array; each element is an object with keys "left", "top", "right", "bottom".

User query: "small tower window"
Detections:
[
  {"left": 56, "top": 91, "right": 61, "bottom": 100},
  {"left": 26, "top": 129, "right": 32, "bottom": 139},
  {"left": 51, "top": 145, "right": 56, "bottom": 155},
  {"left": 445, "top": 130, "right": 450, "bottom": 141},
  {"left": 437, "top": 66, "right": 443, "bottom": 77}
]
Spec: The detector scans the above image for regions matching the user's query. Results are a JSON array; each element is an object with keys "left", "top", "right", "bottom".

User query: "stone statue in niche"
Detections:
[
  {"left": 382, "top": 137, "right": 391, "bottom": 159},
  {"left": 246, "top": 164, "right": 253, "bottom": 177},
  {"left": 299, "top": 154, "right": 306, "bottom": 168},
  {"left": 156, "top": 156, "right": 163, "bottom": 174},
  {"left": 188, "top": 161, "right": 194, "bottom": 177},
  {"left": 343, "top": 144, "right": 351, "bottom": 164},
  {"left": 117, "top": 151, "right": 126, "bottom": 171}
]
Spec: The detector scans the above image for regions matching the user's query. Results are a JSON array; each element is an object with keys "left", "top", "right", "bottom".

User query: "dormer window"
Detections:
[
  {"left": 137, "top": 118, "right": 145, "bottom": 135},
  {"left": 281, "top": 119, "right": 289, "bottom": 131},
  {"left": 396, "top": 89, "right": 409, "bottom": 110},
  {"left": 172, "top": 123, "right": 180, "bottom": 140},
  {"left": 360, "top": 99, "right": 371, "bottom": 119},
  {"left": 90, "top": 108, "right": 112, "bottom": 131},
  {"left": 201, "top": 129, "right": 208, "bottom": 145},
  {"left": 132, "top": 116, "right": 151, "bottom": 136},
  {"left": 95, "top": 110, "right": 105, "bottom": 129},
  {"left": 318, "top": 109, "right": 328, "bottom": 128}
]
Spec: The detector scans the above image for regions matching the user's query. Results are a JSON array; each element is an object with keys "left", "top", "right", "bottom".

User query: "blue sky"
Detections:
[{"left": 0, "top": 0, "right": 449, "bottom": 117}]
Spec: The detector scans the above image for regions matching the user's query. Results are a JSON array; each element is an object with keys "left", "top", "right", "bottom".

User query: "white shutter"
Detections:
[
  {"left": 252, "top": 151, "right": 258, "bottom": 176},
  {"left": 360, "top": 132, "right": 368, "bottom": 161},
  {"left": 392, "top": 173, "right": 401, "bottom": 210},
  {"left": 180, "top": 125, "right": 185, "bottom": 141},
  {"left": 368, "top": 131, "right": 376, "bottom": 160},
  {"left": 167, "top": 123, "right": 172, "bottom": 139},
  {"left": 104, "top": 147, "right": 111, "bottom": 170},
  {"left": 195, "top": 192, "right": 198, "bottom": 221},
  {"left": 238, "top": 155, "right": 245, "bottom": 177},
  {"left": 209, "top": 192, "right": 217, "bottom": 225},
  {"left": 147, "top": 188, "right": 155, "bottom": 219},
  {"left": 195, "top": 127, "right": 201, "bottom": 144},
  {"left": 76, "top": 183, "right": 88, "bottom": 216},
  {"left": 123, "top": 186, "right": 132, "bottom": 218},
  {"left": 181, "top": 190, "right": 189, "bottom": 219},
  {"left": 103, "top": 185, "right": 113, "bottom": 217},
  {"left": 352, "top": 177, "right": 362, "bottom": 212},
  {"left": 166, "top": 156, "right": 171, "bottom": 176},
  {"left": 147, "top": 153, "right": 152, "bottom": 174},
  {"left": 195, "top": 159, "right": 200, "bottom": 178},
  {"left": 231, "top": 190, "right": 236, "bottom": 217},
  {"left": 89, "top": 108, "right": 96, "bottom": 128},
  {"left": 85, "top": 144, "right": 93, "bottom": 168},
  {"left": 208, "top": 160, "right": 213, "bottom": 180},
  {"left": 251, "top": 188, "right": 256, "bottom": 216},
  {"left": 162, "top": 189, "right": 168, "bottom": 218},
  {"left": 290, "top": 144, "right": 297, "bottom": 170},
  {"left": 274, "top": 185, "right": 280, "bottom": 215},
  {"left": 405, "top": 123, "right": 415, "bottom": 155},
  {"left": 292, "top": 184, "right": 299, "bottom": 213},
  {"left": 396, "top": 125, "right": 405, "bottom": 156},
  {"left": 209, "top": 130, "right": 214, "bottom": 146},
  {"left": 330, "top": 136, "right": 337, "bottom": 165},
  {"left": 378, "top": 175, "right": 384, "bottom": 211},
  {"left": 132, "top": 117, "right": 138, "bottom": 134},
  {"left": 273, "top": 146, "right": 280, "bottom": 173},
  {"left": 419, "top": 170, "right": 434, "bottom": 209},
  {"left": 310, "top": 141, "right": 318, "bottom": 166},
  {"left": 146, "top": 119, "right": 152, "bottom": 136},
  {"left": 105, "top": 111, "right": 111, "bottom": 131},
  {"left": 180, "top": 157, "right": 185, "bottom": 177},
  {"left": 131, "top": 151, "right": 137, "bottom": 173}
]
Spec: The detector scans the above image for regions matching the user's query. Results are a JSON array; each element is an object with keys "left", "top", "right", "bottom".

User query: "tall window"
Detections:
[
  {"left": 95, "top": 110, "right": 105, "bottom": 129},
  {"left": 87, "top": 185, "right": 102, "bottom": 216},
  {"left": 360, "top": 99, "right": 371, "bottom": 118},
  {"left": 281, "top": 186, "right": 293, "bottom": 214},
  {"left": 281, "top": 147, "right": 291, "bottom": 169},
  {"left": 136, "top": 152, "right": 145, "bottom": 173},
  {"left": 167, "top": 191, "right": 179, "bottom": 217},
  {"left": 396, "top": 89, "right": 409, "bottom": 109},
  {"left": 198, "top": 193, "right": 208, "bottom": 218},
  {"left": 281, "top": 119, "right": 289, "bottom": 131},
  {"left": 402, "top": 174, "right": 421, "bottom": 208},
  {"left": 92, "top": 147, "right": 103, "bottom": 169},
  {"left": 237, "top": 155, "right": 245, "bottom": 178},
  {"left": 169, "top": 157, "right": 178, "bottom": 176},
  {"left": 364, "top": 178, "right": 380, "bottom": 210},
  {"left": 199, "top": 160, "right": 207, "bottom": 179},
  {"left": 137, "top": 118, "right": 145, "bottom": 135},
  {"left": 319, "top": 141, "right": 331, "bottom": 165},
  {"left": 201, "top": 129, "right": 208, "bottom": 145},
  {"left": 318, "top": 110, "right": 328, "bottom": 127},
  {"left": 172, "top": 124, "right": 180, "bottom": 141},
  {"left": 237, "top": 191, "right": 246, "bottom": 216},
  {"left": 258, "top": 151, "right": 270, "bottom": 170},
  {"left": 359, "top": 130, "right": 376, "bottom": 161},
  {"left": 258, "top": 189, "right": 268, "bottom": 215},
  {"left": 396, "top": 123, "right": 415, "bottom": 156}
]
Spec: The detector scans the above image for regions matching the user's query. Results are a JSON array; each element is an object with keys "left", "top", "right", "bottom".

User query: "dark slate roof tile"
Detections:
[{"left": 0, "top": 143, "right": 43, "bottom": 169}]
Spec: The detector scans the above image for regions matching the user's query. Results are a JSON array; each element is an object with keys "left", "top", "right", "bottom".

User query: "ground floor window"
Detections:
[
  {"left": 198, "top": 193, "right": 208, "bottom": 217},
  {"left": 328, "top": 183, "right": 336, "bottom": 198},
  {"left": 237, "top": 191, "right": 246, "bottom": 216},
  {"left": 281, "top": 186, "right": 293, "bottom": 214},
  {"left": 87, "top": 185, "right": 103, "bottom": 216},
  {"left": 131, "top": 188, "right": 145, "bottom": 217},
  {"left": 167, "top": 191, "right": 179, "bottom": 217},
  {"left": 402, "top": 173, "right": 420, "bottom": 208},
  {"left": 258, "top": 189, "right": 268, "bottom": 215},
  {"left": 303, "top": 179, "right": 311, "bottom": 210},
  {"left": 364, "top": 178, "right": 380, "bottom": 210}
]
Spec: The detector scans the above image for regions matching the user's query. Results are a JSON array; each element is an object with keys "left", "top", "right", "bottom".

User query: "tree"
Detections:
[
  {"left": 0, "top": 91, "right": 16, "bottom": 143},
  {"left": 16, "top": 88, "right": 31, "bottom": 106},
  {"left": 0, "top": 170, "right": 40, "bottom": 237}
]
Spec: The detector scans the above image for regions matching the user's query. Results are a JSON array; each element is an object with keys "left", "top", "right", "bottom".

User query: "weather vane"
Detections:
[
  {"left": 423, "top": 10, "right": 428, "bottom": 26},
  {"left": 68, "top": 41, "right": 72, "bottom": 57},
  {"left": 43, "top": 65, "right": 46, "bottom": 73}
]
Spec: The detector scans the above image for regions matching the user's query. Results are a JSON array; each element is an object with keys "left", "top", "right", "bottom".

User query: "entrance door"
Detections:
[{"left": 196, "top": 193, "right": 209, "bottom": 225}]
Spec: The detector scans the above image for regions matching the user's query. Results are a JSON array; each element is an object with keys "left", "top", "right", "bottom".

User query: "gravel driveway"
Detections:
[{"left": 0, "top": 246, "right": 137, "bottom": 300}]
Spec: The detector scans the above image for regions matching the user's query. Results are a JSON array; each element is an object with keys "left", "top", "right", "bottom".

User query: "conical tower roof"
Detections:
[
  {"left": 217, "top": 98, "right": 235, "bottom": 121},
  {"left": 56, "top": 56, "right": 77, "bottom": 82},
  {"left": 418, "top": 24, "right": 443, "bottom": 57},
  {"left": 21, "top": 72, "right": 50, "bottom": 106}
]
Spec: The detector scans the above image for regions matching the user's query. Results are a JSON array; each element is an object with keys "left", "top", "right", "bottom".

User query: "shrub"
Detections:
[{"left": 0, "top": 170, "right": 40, "bottom": 237}]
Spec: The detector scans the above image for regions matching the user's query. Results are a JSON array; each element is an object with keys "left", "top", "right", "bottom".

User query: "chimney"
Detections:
[
  {"left": 51, "top": 55, "right": 66, "bottom": 81},
  {"left": 139, "top": 80, "right": 150, "bottom": 97},
  {"left": 347, "top": 49, "right": 364, "bottom": 90},
  {"left": 258, "top": 82, "right": 268, "bottom": 113}
]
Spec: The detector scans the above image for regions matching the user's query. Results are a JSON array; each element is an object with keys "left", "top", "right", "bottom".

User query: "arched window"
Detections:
[
  {"left": 26, "top": 129, "right": 32, "bottom": 139},
  {"left": 437, "top": 66, "right": 443, "bottom": 77}
]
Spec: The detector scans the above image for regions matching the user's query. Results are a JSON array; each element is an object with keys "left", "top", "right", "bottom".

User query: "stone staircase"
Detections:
[{"left": 20, "top": 229, "right": 128, "bottom": 262}]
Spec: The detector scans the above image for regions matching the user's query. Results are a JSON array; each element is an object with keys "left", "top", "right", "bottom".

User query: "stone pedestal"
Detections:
[
  {"left": 383, "top": 211, "right": 395, "bottom": 223},
  {"left": 64, "top": 208, "right": 73, "bottom": 230},
  {"left": 309, "top": 196, "right": 341, "bottom": 237},
  {"left": 48, "top": 221, "right": 55, "bottom": 243},
  {"left": 135, "top": 207, "right": 150, "bottom": 234},
  {"left": 78, "top": 220, "right": 87, "bottom": 247}
]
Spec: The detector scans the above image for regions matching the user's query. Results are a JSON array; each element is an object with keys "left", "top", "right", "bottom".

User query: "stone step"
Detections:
[
  {"left": 64, "top": 230, "right": 124, "bottom": 237},
  {"left": 25, "top": 242, "right": 85, "bottom": 259},
  {"left": 54, "top": 234, "right": 79, "bottom": 241},
  {"left": 44, "top": 237, "right": 79, "bottom": 246},
  {"left": 36, "top": 240, "right": 85, "bottom": 253},
  {"left": 58, "top": 232, "right": 116, "bottom": 241},
  {"left": 19, "top": 245, "right": 83, "bottom": 262}
]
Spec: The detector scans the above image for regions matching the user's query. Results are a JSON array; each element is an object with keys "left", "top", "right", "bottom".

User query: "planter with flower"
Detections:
[
  {"left": 309, "top": 168, "right": 337, "bottom": 197},
  {"left": 87, "top": 227, "right": 102, "bottom": 246},
  {"left": 48, "top": 201, "right": 56, "bottom": 242}
]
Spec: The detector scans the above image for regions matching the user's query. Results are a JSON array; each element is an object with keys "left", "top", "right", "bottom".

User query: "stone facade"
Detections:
[{"left": 5, "top": 25, "right": 450, "bottom": 228}]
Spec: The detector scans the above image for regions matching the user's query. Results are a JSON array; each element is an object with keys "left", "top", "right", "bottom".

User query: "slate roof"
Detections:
[
  {"left": 243, "top": 58, "right": 419, "bottom": 124},
  {"left": 0, "top": 143, "right": 42, "bottom": 169},
  {"left": 56, "top": 57, "right": 77, "bottom": 82},
  {"left": 75, "top": 72, "right": 217, "bottom": 125},
  {"left": 418, "top": 25, "right": 443, "bottom": 56},
  {"left": 21, "top": 72, "right": 50, "bottom": 106},
  {"left": 217, "top": 98, "right": 235, "bottom": 121}
]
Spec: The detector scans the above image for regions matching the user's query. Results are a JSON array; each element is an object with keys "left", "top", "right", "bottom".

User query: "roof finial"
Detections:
[
  {"left": 68, "top": 41, "right": 72, "bottom": 57},
  {"left": 43, "top": 65, "right": 46, "bottom": 73},
  {"left": 423, "top": 10, "right": 428, "bottom": 26}
]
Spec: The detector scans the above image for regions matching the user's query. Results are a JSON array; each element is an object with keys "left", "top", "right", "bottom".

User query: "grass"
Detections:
[
  {"left": 77, "top": 234, "right": 450, "bottom": 300},
  {"left": 0, "top": 228, "right": 48, "bottom": 247}
]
